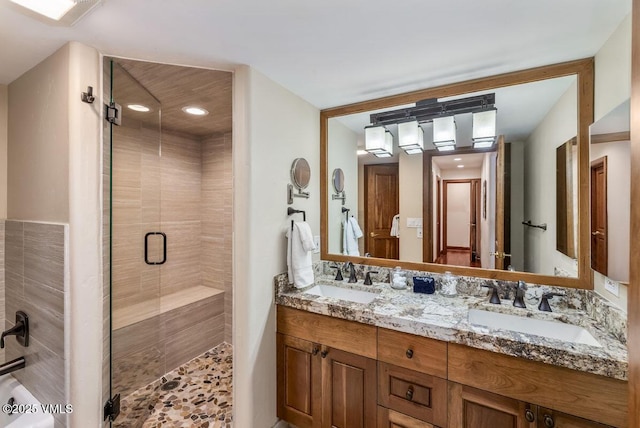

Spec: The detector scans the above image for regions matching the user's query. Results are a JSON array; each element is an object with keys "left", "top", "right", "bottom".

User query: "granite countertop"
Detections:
[{"left": 274, "top": 262, "right": 628, "bottom": 381}]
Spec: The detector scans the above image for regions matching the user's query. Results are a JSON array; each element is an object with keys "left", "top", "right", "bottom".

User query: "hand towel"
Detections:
[
  {"left": 343, "top": 216, "right": 363, "bottom": 256},
  {"left": 390, "top": 214, "right": 400, "bottom": 238},
  {"left": 286, "top": 221, "right": 315, "bottom": 288}
]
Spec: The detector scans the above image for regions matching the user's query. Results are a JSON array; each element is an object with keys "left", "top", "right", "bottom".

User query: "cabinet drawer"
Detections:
[
  {"left": 378, "top": 362, "right": 447, "bottom": 427},
  {"left": 377, "top": 406, "right": 434, "bottom": 428},
  {"left": 377, "top": 328, "right": 447, "bottom": 378},
  {"left": 277, "top": 306, "right": 377, "bottom": 358}
]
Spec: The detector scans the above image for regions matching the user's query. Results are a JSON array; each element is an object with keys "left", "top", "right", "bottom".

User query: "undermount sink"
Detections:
[
  {"left": 467, "top": 309, "right": 601, "bottom": 347},
  {"left": 304, "top": 284, "right": 379, "bottom": 304}
]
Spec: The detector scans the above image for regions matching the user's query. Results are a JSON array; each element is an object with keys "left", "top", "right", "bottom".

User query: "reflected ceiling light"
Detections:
[
  {"left": 397, "top": 119, "right": 424, "bottom": 154},
  {"left": 182, "top": 106, "right": 209, "bottom": 116},
  {"left": 127, "top": 104, "right": 151, "bottom": 113},
  {"left": 357, "top": 150, "right": 368, "bottom": 156},
  {"left": 457, "top": 165, "right": 465, "bottom": 168},
  {"left": 364, "top": 125, "right": 393, "bottom": 158},
  {"left": 10, "top": 0, "right": 102, "bottom": 24},
  {"left": 472, "top": 109, "right": 497, "bottom": 148},
  {"left": 453, "top": 157, "right": 462, "bottom": 161},
  {"left": 433, "top": 116, "right": 456, "bottom": 150}
]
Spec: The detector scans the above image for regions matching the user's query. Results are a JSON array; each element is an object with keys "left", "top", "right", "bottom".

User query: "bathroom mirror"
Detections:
[
  {"left": 332, "top": 168, "right": 345, "bottom": 193},
  {"left": 589, "top": 99, "right": 630, "bottom": 283},
  {"left": 321, "top": 59, "right": 593, "bottom": 289},
  {"left": 291, "top": 158, "right": 311, "bottom": 190}
]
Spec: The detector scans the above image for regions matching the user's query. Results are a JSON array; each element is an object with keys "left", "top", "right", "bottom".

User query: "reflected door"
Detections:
[
  {"left": 591, "top": 157, "right": 608, "bottom": 275},
  {"left": 364, "top": 164, "right": 399, "bottom": 259},
  {"left": 106, "top": 59, "right": 163, "bottom": 423}
]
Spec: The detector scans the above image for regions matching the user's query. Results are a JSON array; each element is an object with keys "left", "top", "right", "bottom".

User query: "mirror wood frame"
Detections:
[{"left": 320, "top": 58, "right": 594, "bottom": 289}]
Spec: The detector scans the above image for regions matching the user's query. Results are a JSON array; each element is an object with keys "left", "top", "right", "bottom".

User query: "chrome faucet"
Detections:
[
  {"left": 346, "top": 262, "right": 358, "bottom": 283},
  {"left": 513, "top": 281, "right": 527, "bottom": 308}
]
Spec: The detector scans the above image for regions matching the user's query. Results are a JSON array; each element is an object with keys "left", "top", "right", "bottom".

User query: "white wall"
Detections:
[
  {"left": 399, "top": 151, "right": 422, "bottom": 261},
  {"left": 432, "top": 163, "right": 442, "bottom": 260},
  {"left": 233, "top": 66, "right": 320, "bottom": 428},
  {"left": 327, "top": 119, "right": 358, "bottom": 254},
  {"left": 509, "top": 142, "right": 525, "bottom": 271},
  {"left": 0, "top": 85, "right": 6, "bottom": 218},
  {"left": 440, "top": 168, "right": 481, "bottom": 180},
  {"left": 523, "top": 80, "right": 578, "bottom": 276},
  {"left": 592, "top": 13, "right": 631, "bottom": 311}
]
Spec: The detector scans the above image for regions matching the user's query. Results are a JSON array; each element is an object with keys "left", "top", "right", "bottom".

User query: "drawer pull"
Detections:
[
  {"left": 543, "top": 414, "right": 554, "bottom": 428},
  {"left": 524, "top": 409, "right": 535, "bottom": 423},
  {"left": 321, "top": 350, "right": 329, "bottom": 358},
  {"left": 406, "top": 349, "right": 414, "bottom": 359},
  {"left": 405, "top": 386, "right": 414, "bottom": 401},
  {"left": 312, "top": 346, "right": 319, "bottom": 356}
]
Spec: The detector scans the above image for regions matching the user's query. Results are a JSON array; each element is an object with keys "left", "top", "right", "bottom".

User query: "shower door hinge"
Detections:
[
  {"left": 103, "top": 393, "right": 121, "bottom": 421},
  {"left": 105, "top": 102, "right": 122, "bottom": 126}
]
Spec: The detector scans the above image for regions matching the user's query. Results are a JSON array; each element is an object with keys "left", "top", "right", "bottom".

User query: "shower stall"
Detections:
[{"left": 103, "top": 58, "right": 233, "bottom": 425}]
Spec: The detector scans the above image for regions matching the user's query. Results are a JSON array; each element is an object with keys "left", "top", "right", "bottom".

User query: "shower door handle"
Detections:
[{"left": 144, "top": 232, "right": 167, "bottom": 265}]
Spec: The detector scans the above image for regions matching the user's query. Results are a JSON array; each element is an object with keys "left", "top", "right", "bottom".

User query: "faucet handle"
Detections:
[
  {"left": 364, "top": 271, "right": 378, "bottom": 285},
  {"left": 538, "top": 292, "right": 565, "bottom": 312},
  {"left": 330, "top": 265, "right": 344, "bottom": 281},
  {"left": 482, "top": 284, "right": 501, "bottom": 304}
]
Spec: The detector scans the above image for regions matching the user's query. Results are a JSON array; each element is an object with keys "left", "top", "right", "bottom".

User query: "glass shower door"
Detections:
[{"left": 107, "top": 59, "right": 164, "bottom": 425}]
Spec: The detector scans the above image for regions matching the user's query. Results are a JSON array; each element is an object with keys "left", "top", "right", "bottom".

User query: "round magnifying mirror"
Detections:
[
  {"left": 332, "top": 168, "right": 345, "bottom": 193},
  {"left": 291, "top": 158, "right": 311, "bottom": 190}
]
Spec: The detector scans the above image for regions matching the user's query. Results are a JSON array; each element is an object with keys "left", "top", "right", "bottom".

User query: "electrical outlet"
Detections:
[
  {"left": 313, "top": 236, "right": 320, "bottom": 254},
  {"left": 604, "top": 278, "right": 619, "bottom": 297},
  {"left": 416, "top": 227, "right": 423, "bottom": 239}
]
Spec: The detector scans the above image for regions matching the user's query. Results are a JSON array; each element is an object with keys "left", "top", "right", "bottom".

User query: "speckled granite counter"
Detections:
[{"left": 275, "top": 262, "right": 628, "bottom": 381}]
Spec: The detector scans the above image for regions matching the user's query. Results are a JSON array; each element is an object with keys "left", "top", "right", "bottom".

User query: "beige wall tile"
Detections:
[
  {"left": 23, "top": 222, "right": 64, "bottom": 292},
  {"left": 165, "top": 313, "right": 224, "bottom": 371}
]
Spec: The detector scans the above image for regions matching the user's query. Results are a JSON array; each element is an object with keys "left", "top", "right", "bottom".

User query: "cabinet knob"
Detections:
[
  {"left": 405, "top": 386, "right": 414, "bottom": 401},
  {"left": 312, "top": 347, "right": 319, "bottom": 356},
  {"left": 524, "top": 409, "right": 535, "bottom": 423},
  {"left": 321, "top": 350, "right": 329, "bottom": 358},
  {"left": 543, "top": 414, "right": 554, "bottom": 428},
  {"left": 406, "top": 349, "right": 414, "bottom": 359}
]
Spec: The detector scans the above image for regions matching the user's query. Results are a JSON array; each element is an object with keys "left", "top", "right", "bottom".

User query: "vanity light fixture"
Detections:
[
  {"left": 397, "top": 119, "right": 424, "bottom": 154},
  {"left": 364, "top": 125, "right": 393, "bottom": 158},
  {"left": 356, "top": 150, "right": 368, "bottom": 156},
  {"left": 182, "top": 106, "right": 209, "bottom": 116},
  {"left": 10, "top": 0, "right": 102, "bottom": 24},
  {"left": 127, "top": 104, "right": 151, "bottom": 113},
  {"left": 432, "top": 116, "right": 456, "bottom": 150},
  {"left": 472, "top": 109, "right": 497, "bottom": 148}
]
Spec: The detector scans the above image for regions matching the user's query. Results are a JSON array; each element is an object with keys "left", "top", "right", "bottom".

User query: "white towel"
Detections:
[
  {"left": 390, "top": 214, "right": 400, "bottom": 238},
  {"left": 342, "top": 216, "right": 363, "bottom": 256},
  {"left": 286, "top": 221, "right": 315, "bottom": 288}
]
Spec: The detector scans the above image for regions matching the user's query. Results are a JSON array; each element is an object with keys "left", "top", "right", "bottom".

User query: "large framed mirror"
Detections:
[{"left": 320, "top": 59, "right": 593, "bottom": 289}]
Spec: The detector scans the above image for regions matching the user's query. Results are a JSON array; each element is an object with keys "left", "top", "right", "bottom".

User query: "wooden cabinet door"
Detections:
[
  {"left": 277, "top": 333, "right": 322, "bottom": 428},
  {"left": 537, "top": 407, "right": 614, "bottom": 428},
  {"left": 322, "top": 347, "right": 377, "bottom": 428},
  {"left": 377, "top": 406, "right": 434, "bottom": 428},
  {"left": 449, "top": 382, "right": 537, "bottom": 428}
]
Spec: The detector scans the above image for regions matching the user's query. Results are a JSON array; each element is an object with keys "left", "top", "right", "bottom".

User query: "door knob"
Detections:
[
  {"left": 591, "top": 231, "right": 604, "bottom": 236},
  {"left": 370, "top": 232, "right": 379, "bottom": 237}
]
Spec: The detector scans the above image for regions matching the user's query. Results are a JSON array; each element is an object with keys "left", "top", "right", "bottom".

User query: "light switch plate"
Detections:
[
  {"left": 605, "top": 278, "right": 619, "bottom": 297},
  {"left": 313, "top": 236, "right": 320, "bottom": 254},
  {"left": 407, "top": 218, "right": 423, "bottom": 228},
  {"left": 416, "top": 227, "right": 423, "bottom": 239}
]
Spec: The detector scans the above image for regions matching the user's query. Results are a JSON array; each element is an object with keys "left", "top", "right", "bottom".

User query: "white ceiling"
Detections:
[
  {"left": 0, "top": 0, "right": 631, "bottom": 109},
  {"left": 432, "top": 153, "right": 485, "bottom": 171}
]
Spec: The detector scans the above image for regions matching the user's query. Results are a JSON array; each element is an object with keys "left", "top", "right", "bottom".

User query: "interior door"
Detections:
[
  {"left": 444, "top": 180, "right": 471, "bottom": 251},
  {"left": 436, "top": 176, "right": 442, "bottom": 261},
  {"left": 364, "top": 164, "right": 399, "bottom": 259},
  {"left": 107, "top": 59, "right": 163, "bottom": 423},
  {"left": 591, "top": 157, "right": 608, "bottom": 276}
]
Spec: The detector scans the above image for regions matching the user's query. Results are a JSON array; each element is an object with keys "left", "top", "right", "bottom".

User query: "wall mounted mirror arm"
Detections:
[{"left": 321, "top": 58, "right": 594, "bottom": 290}]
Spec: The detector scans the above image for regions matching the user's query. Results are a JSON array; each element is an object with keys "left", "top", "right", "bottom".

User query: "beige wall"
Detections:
[
  {"left": 399, "top": 151, "right": 422, "bottom": 262},
  {"left": 523, "top": 80, "right": 578, "bottom": 276},
  {"left": 327, "top": 119, "right": 358, "bottom": 254},
  {"left": 509, "top": 142, "right": 525, "bottom": 271},
  {"left": 0, "top": 85, "right": 7, "bottom": 218},
  {"left": 8, "top": 45, "right": 70, "bottom": 223},
  {"left": 233, "top": 65, "right": 320, "bottom": 428},
  {"left": 480, "top": 153, "right": 496, "bottom": 269},
  {"left": 593, "top": 13, "right": 631, "bottom": 311}
]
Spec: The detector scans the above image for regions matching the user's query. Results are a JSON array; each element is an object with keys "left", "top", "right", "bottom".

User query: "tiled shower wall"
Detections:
[
  {"left": 5, "top": 220, "right": 67, "bottom": 428},
  {"left": 202, "top": 132, "right": 233, "bottom": 343},
  {"left": 0, "top": 221, "right": 5, "bottom": 365}
]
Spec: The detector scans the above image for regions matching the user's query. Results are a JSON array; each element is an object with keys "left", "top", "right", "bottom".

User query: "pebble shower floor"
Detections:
[{"left": 115, "top": 343, "right": 233, "bottom": 427}]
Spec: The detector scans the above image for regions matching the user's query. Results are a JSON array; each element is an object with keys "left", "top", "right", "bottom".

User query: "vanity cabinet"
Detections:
[
  {"left": 377, "top": 406, "right": 435, "bottom": 428},
  {"left": 536, "top": 407, "right": 614, "bottom": 428},
  {"left": 277, "top": 307, "right": 378, "bottom": 428}
]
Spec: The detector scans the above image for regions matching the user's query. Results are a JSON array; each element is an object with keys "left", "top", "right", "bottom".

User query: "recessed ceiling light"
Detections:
[
  {"left": 453, "top": 157, "right": 462, "bottom": 161},
  {"left": 11, "top": 0, "right": 75, "bottom": 20},
  {"left": 457, "top": 165, "right": 464, "bottom": 168},
  {"left": 357, "top": 150, "right": 368, "bottom": 156},
  {"left": 182, "top": 106, "right": 209, "bottom": 116},
  {"left": 127, "top": 104, "right": 151, "bottom": 113}
]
